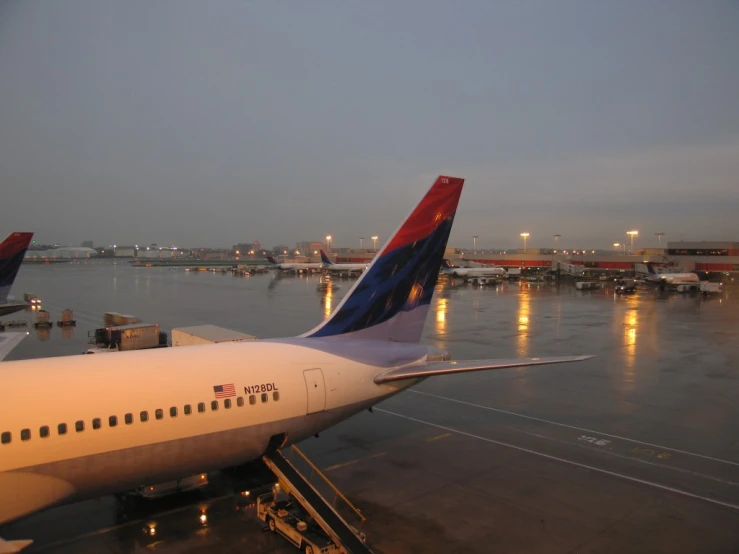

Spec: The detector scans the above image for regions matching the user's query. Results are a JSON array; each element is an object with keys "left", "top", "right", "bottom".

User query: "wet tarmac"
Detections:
[{"left": 3, "top": 262, "right": 739, "bottom": 553}]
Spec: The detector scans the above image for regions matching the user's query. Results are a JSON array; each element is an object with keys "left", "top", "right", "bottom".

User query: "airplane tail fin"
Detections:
[
  {"left": 265, "top": 256, "right": 278, "bottom": 265},
  {"left": 319, "top": 250, "right": 333, "bottom": 265},
  {"left": 441, "top": 259, "right": 452, "bottom": 269},
  {"left": 301, "top": 176, "right": 464, "bottom": 342},
  {"left": 0, "top": 232, "right": 33, "bottom": 305}
]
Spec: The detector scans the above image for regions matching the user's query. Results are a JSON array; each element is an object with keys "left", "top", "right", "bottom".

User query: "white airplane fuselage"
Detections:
[
  {"left": 445, "top": 267, "right": 506, "bottom": 278},
  {"left": 0, "top": 339, "right": 424, "bottom": 525},
  {"left": 324, "top": 263, "right": 367, "bottom": 273},
  {"left": 648, "top": 272, "right": 700, "bottom": 284},
  {"left": 274, "top": 262, "right": 323, "bottom": 271}
]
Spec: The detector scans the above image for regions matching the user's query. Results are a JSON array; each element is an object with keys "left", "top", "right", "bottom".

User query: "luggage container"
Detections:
[
  {"left": 33, "top": 309, "right": 53, "bottom": 328},
  {"left": 172, "top": 325, "right": 257, "bottom": 347},
  {"left": 57, "top": 308, "right": 76, "bottom": 326}
]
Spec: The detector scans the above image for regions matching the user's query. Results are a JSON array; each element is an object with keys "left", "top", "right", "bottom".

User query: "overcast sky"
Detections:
[{"left": 1, "top": 1, "right": 737, "bottom": 251}]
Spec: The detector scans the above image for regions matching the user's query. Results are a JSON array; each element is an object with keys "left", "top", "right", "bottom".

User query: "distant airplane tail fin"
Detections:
[
  {"left": 319, "top": 250, "right": 333, "bottom": 265},
  {"left": 265, "top": 256, "right": 278, "bottom": 265},
  {"left": 634, "top": 263, "right": 655, "bottom": 277},
  {"left": 0, "top": 232, "right": 33, "bottom": 305},
  {"left": 301, "top": 176, "right": 464, "bottom": 342},
  {"left": 441, "top": 259, "right": 453, "bottom": 269}
]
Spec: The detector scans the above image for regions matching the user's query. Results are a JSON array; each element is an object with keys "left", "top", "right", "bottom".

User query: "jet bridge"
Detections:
[{"left": 262, "top": 445, "right": 373, "bottom": 554}]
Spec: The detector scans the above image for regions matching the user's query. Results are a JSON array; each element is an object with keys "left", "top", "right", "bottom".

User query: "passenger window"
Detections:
[
  {"left": 1, "top": 431, "right": 10, "bottom": 444},
  {"left": 184, "top": 404, "right": 191, "bottom": 415},
  {"left": 125, "top": 413, "right": 133, "bottom": 425},
  {"left": 273, "top": 391, "right": 280, "bottom": 402},
  {"left": 40, "top": 426, "right": 49, "bottom": 438},
  {"left": 261, "top": 393, "right": 268, "bottom": 403},
  {"left": 92, "top": 418, "right": 101, "bottom": 430},
  {"left": 170, "top": 407, "right": 177, "bottom": 418},
  {"left": 237, "top": 397, "right": 244, "bottom": 407},
  {"left": 21, "top": 429, "right": 31, "bottom": 441},
  {"left": 109, "top": 416, "right": 117, "bottom": 427},
  {"left": 211, "top": 400, "right": 219, "bottom": 411},
  {"left": 249, "top": 395, "right": 256, "bottom": 405},
  {"left": 140, "top": 411, "right": 149, "bottom": 423},
  {"left": 58, "top": 423, "right": 67, "bottom": 435},
  {"left": 224, "top": 399, "right": 232, "bottom": 409},
  {"left": 75, "top": 421, "right": 84, "bottom": 432},
  {"left": 155, "top": 409, "right": 163, "bottom": 420},
  {"left": 198, "top": 402, "right": 206, "bottom": 413}
]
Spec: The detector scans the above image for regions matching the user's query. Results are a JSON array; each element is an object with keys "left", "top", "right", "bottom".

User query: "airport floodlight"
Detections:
[
  {"left": 371, "top": 236, "right": 379, "bottom": 251},
  {"left": 655, "top": 232, "right": 665, "bottom": 246},
  {"left": 626, "top": 230, "right": 638, "bottom": 253},
  {"left": 473, "top": 235, "right": 478, "bottom": 253},
  {"left": 325, "top": 235, "right": 332, "bottom": 252},
  {"left": 520, "top": 232, "right": 530, "bottom": 253}
]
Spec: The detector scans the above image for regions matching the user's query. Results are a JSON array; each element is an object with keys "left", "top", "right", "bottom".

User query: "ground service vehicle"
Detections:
[{"left": 257, "top": 493, "right": 341, "bottom": 554}]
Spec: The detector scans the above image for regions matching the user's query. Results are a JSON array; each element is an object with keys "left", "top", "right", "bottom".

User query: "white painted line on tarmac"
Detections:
[
  {"left": 410, "top": 389, "right": 739, "bottom": 468},
  {"left": 376, "top": 408, "right": 739, "bottom": 512}
]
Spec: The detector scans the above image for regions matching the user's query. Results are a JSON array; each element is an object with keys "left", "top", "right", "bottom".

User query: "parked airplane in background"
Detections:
[
  {"left": 441, "top": 259, "right": 507, "bottom": 279},
  {"left": 0, "top": 176, "right": 591, "bottom": 549},
  {"left": 319, "top": 250, "right": 368, "bottom": 273},
  {"left": 265, "top": 255, "right": 323, "bottom": 272},
  {"left": 635, "top": 263, "right": 700, "bottom": 285},
  {"left": 0, "top": 232, "right": 34, "bottom": 317}
]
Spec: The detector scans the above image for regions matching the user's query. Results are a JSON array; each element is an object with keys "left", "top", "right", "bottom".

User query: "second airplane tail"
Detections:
[
  {"left": 301, "top": 176, "right": 464, "bottom": 343},
  {"left": 319, "top": 250, "right": 333, "bottom": 266},
  {"left": 0, "top": 232, "right": 33, "bottom": 305}
]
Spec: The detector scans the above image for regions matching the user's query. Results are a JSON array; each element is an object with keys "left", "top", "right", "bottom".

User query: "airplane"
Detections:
[
  {"left": 0, "top": 332, "right": 27, "bottom": 362},
  {"left": 634, "top": 263, "right": 700, "bottom": 285},
  {"left": 264, "top": 255, "right": 323, "bottom": 272},
  {"left": 0, "top": 232, "right": 34, "bottom": 317},
  {"left": 319, "top": 250, "right": 368, "bottom": 273},
  {"left": 441, "top": 259, "right": 507, "bottom": 279},
  {"left": 0, "top": 176, "right": 592, "bottom": 545}
]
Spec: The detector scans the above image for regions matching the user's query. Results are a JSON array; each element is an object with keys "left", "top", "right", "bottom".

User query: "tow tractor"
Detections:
[{"left": 257, "top": 492, "right": 342, "bottom": 554}]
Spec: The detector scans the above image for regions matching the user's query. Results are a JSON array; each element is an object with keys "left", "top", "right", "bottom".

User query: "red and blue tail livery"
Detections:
[
  {"left": 302, "top": 176, "right": 464, "bottom": 343},
  {"left": 0, "top": 232, "right": 33, "bottom": 305},
  {"left": 319, "top": 250, "right": 333, "bottom": 265}
]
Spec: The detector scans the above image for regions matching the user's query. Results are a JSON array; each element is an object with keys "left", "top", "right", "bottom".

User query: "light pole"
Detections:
[
  {"left": 520, "top": 232, "right": 529, "bottom": 254},
  {"left": 655, "top": 232, "right": 664, "bottom": 246},
  {"left": 473, "top": 236, "right": 478, "bottom": 254},
  {"left": 613, "top": 243, "right": 621, "bottom": 254},
  {"left": 626, "top": 230, "right": 638, "bottom": 254},
  {"left": 325, "top": 235, "right": 332, "bottom": 253},
  {"left": 359, "top": 237, "right": 364, "bottom": 249},
  {"left": 371, "top": 236, "right": 378, "bottom": 252}
]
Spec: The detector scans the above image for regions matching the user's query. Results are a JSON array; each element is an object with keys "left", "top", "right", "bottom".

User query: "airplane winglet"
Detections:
[{"left": 0, "top": 332, "right": 28, "bottom": 362}]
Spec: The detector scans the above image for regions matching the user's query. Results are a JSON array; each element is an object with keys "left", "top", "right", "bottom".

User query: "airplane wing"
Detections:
[
  {"left": 374, "top": 355, "right": 594, "bottom": 384},
  {"left": 0, "top": 537, "right": 33, "bottom": 553},
  {"left": 0, "top": 332, "right": 28, "bottom": 362}
]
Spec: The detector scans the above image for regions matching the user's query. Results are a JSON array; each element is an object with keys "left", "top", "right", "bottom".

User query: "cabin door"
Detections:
[{"left": 303, "top": 368, "right": 326, "bottom": 414}]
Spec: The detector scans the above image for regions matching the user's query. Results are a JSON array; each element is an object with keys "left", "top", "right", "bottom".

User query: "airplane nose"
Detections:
[{"left": 425, "top": 346, "right": 451, "bottom": 362}]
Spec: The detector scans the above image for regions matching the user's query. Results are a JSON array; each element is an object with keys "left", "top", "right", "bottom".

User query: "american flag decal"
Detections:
[{"left": 213, "top": 383, "right": 236, "bottom": 399}]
